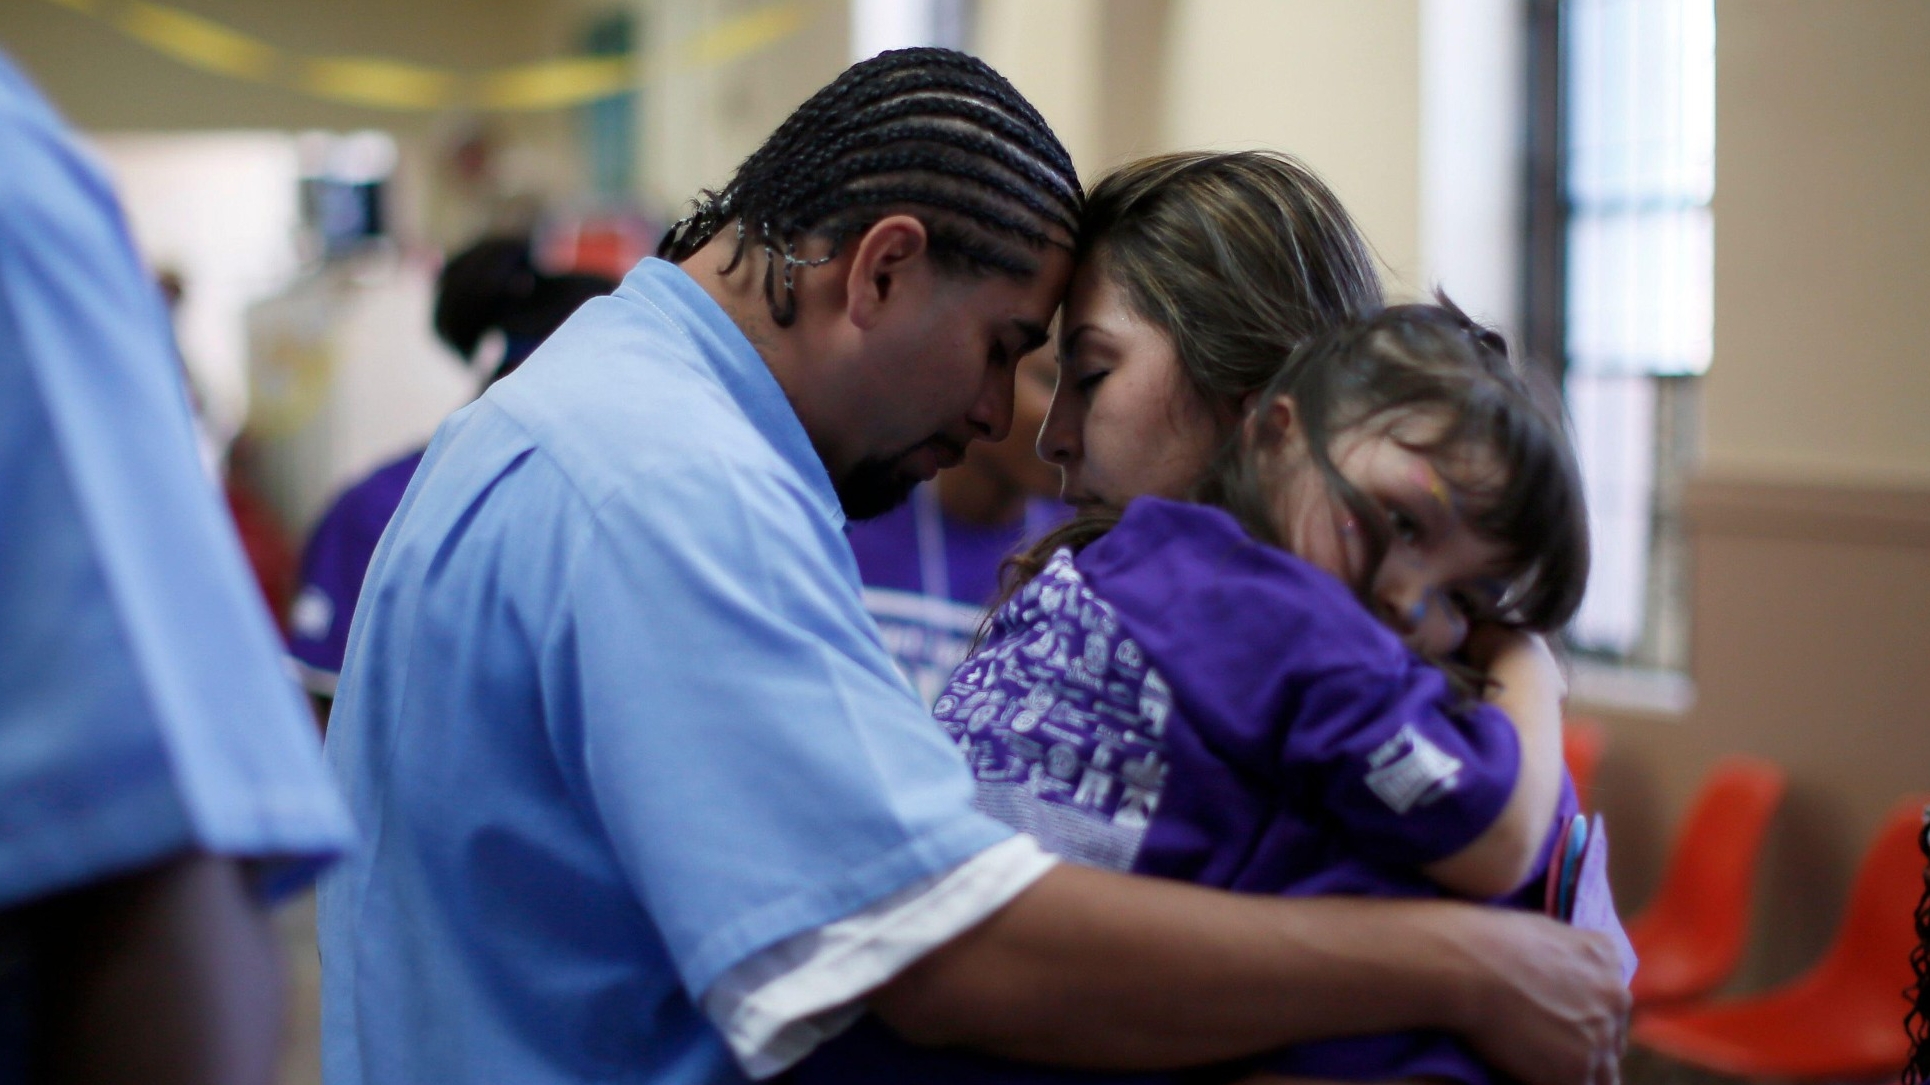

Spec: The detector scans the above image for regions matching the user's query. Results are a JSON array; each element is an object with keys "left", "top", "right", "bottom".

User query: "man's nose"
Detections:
[{"left": 968, "top": 365, "right": 1016, "bottom": 443}]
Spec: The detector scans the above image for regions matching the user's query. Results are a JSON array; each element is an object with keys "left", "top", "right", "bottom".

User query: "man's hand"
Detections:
[
  {"left": 869, "top": 866, "right": 1628, "bottom": 1082},
  {"left": 1452, "top": 907, "right": 1629, "bottom": 1085}
]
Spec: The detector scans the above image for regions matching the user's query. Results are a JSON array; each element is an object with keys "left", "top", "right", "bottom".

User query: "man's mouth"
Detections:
[
  {"left": 924, "top": 437, "right": 967, "bottom": 473},
  {"left": 904, "top": 438, "right": 968, "bottom": 482}
]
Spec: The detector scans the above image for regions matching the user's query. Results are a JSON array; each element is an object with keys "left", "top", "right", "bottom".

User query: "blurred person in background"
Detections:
[
  {"left": 285, "top": 237, "right": 616, "bottom": 717},
  {"left": 157, "top": 268, "right": 304, "bottom": 624},
  {"left": 0, "top": 50, "right": 352, "bottom": 1084},
  {"left": 848, "top": 347, "right": 1066, "bottom": 703}
]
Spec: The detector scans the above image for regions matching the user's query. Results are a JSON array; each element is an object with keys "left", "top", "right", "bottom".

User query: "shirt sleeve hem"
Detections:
[{"left": 703, "top": 834, "right": 1059, "bottom": 1079}]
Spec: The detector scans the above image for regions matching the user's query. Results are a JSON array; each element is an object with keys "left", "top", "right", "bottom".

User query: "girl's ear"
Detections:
[
  {"left": 1262, "top": 393, "right": 1299, "bottom": 437},
  {"left": 1243, "top": 392, "right": 1301, "bottom": 460}
]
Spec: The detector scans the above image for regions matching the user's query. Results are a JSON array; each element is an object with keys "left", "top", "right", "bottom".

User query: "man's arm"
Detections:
[
  {"left": 870, "top": 863, "right": 1628, "bottom": 1085},
  {"left": 23, "top": 852, "right": 286, "bottom": 1085}
]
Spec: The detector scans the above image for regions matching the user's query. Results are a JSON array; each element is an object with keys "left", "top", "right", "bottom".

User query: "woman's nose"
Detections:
[{"left": 1037, "top": 387, "right": 1079, "bottom": 465}]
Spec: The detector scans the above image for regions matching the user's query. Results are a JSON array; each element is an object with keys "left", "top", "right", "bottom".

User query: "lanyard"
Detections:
[
  {"left": 913, "top": 483, "right": 951, "bottom": 603},
  {"left": 915, "top": 482, "right": 1053, "bottom": 605}
]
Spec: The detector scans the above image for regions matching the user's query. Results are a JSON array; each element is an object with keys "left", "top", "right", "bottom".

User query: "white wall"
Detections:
[
  {"left": 91, "top": 133, "right": 305, "bottom": 452},
  {"left": 1418, "top": 0, "right": 1525, "bottom": 340}
]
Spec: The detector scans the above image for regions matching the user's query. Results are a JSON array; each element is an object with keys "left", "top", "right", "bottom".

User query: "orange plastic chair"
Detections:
[
  {"left": 1626, "top": 756, "right": 1787, "bottom": 1007},
  {"left": 1632, "top": 794, "right": 1930, "bottom": 1080},
  {"left": 1563, "top": 717, "right": 1607, "bottom": 809}
]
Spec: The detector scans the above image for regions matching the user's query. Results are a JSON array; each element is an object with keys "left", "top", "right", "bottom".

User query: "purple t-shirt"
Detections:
[
  {"left": 793, "top": 498, "right": 1578, "bottom": 1085},
  {"left": 285, "top": 449, "right": 424, "bottom": 693}
]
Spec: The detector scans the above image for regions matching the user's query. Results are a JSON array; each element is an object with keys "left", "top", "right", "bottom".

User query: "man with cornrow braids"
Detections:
[{"left": 320, "top": 49, "right": 1624, "bottom": 1085}]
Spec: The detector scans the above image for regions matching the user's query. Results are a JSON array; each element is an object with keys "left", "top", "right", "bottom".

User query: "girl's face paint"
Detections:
[
  {"left": 1263, "top": 407, "right": 1514, "bottom": 657},
  {"left": 1414, "top": 459, "right": 1455, "bottom": 517}
]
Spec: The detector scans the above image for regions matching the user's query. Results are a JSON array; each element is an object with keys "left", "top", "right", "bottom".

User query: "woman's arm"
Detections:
[
  {"left": 868, "top": 862, "right": 1627, "bottom": 1085},
  {"left": 1422, "top": 630, "right": 1568, "bottom": 899}
]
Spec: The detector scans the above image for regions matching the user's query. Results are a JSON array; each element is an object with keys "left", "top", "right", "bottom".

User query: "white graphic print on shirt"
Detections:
[{"left": 935, "top": 550, "right": 1171, "bottom": 871}]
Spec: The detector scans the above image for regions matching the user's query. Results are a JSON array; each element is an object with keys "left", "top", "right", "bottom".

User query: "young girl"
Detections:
[{"left": 791, "top": 302, "right": 1607, "bottom": 1085}]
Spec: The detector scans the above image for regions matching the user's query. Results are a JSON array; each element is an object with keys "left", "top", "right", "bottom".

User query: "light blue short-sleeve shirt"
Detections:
[
  {"left": 318, "top": 259, "right": 1015, "bottom": 1085},
  {"left": 0, "top": 52, "right": 353, "bottom": 906}
]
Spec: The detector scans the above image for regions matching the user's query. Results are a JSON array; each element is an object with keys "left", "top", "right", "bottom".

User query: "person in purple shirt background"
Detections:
[
  {"left": 800, "top": 301, "right": 1617, "bottom": 1085},
  {"left": 849, "top": 349, "right": 1068, "bottom": 703},
  {"left": 285, "top": 237, "right": 615, "bottom": 713}
]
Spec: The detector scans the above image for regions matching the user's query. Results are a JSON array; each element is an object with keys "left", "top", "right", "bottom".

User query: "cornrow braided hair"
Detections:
[{"left": 657, "top": 47, "right": 1083, "bottom": 325}]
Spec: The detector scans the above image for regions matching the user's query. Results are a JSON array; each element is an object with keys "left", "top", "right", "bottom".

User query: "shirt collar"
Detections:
[{"left": 632, "top": 258, "right": 846, "bottom": 528}]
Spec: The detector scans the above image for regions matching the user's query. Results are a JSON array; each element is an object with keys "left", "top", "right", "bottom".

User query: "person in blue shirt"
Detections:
[
  {"left": 0, "top": 51, "right": 354, "bottom": 1083},
  {"left": 286, "top": 237, "right": 616, "bottom": 715},
  {"left": 319, "top": 47, "right": 1626, "bottom": 1085}
]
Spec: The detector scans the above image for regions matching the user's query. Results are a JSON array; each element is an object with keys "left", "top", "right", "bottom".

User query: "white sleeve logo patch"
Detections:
[
  {"left": 1364, "top": 724, "right": 1463, "bottom": 815},
  {"left": 290, "top": 585, "right": 335, "bottom": 641}
]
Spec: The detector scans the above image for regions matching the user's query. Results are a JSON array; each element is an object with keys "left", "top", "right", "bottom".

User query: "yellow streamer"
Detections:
[
  {"left": 40, "top": 0, "right": 806, "bottom": 113},
  {"left": 301, "top": 56, "right": 457, "bottom": 111},
  {"left": 117, "top": 1, "right": 278, "bottom": 82},
  {"left": 686, "top": 3, "right": 809, "bottom": 69},
  {"left": 477, "top": 55, "right": 632, "bottom": 112}
]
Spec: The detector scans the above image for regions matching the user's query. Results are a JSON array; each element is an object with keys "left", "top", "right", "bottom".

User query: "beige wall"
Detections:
[
  {"left": 974, "top": 0, "right": 1104, "bottom": 178},
  {"left": 1582, "top": 1, "right": 1930, "bottom": 992},
  {"left": 1162, "top": 0, "right": 1423, "bottom": 294},
  {"left": 974, "top": 0, "right": 1431, "bottom": 297},
  {"left": 639, "top": 0, "right": 848, "bottom": 216},
  {"left": 1701, "top": 1, "right": 1930, "bottom": 488}
]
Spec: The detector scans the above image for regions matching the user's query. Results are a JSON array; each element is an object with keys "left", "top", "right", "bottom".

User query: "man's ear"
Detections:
[{"left": 844, "top": 215, "right": 930, "bottom": 330}]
